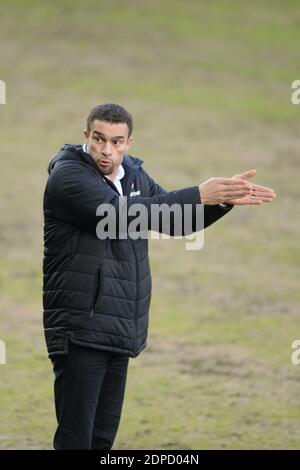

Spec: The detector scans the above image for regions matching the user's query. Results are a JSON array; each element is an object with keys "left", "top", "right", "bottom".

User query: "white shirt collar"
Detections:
[{"left": 111, "top": 163, "right": 125, "bottom": 182}]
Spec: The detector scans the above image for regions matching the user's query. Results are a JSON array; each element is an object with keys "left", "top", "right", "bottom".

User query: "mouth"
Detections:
[{"left": 98, "top": 159, "right": 111, "bottom": 167}]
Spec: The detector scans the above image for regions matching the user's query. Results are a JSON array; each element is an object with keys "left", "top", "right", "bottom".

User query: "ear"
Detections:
[
  {"left": 127, "top": 135, "right": 133, "bottom": 148},
  {"left": 83, "top": 129, "right": 89, "bottom": 142}
]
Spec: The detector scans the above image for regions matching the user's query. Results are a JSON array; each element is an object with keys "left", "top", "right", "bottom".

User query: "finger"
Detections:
[
  {"left": 250, "top": 183, "right": 276, "bottom": 193},
  {"left": 225, "top": 199, "right": 263, "bottom": 205},
  {"left": 251, "top": 189, "right": 276, "bottom": 198},
  {"left": 221, "top": 178, "right": 251, "bottom": 186},
  {"left": 224, "top": 195, "right": 274, "bottom": 205},
  {"left": 248, "top": 199, "right": 264, "bottom": 204},
  {"left": 251, "top": 187, "right": 276, "bottom": 197},
  {"left": 252, "top": 192, "right": 276, "bottom": 201},
  {"left": 236, "top": 169, "right": 257, "bottom": 180},
  {"left": 248, "top": 197, "right": 274, "bottom": 204}
]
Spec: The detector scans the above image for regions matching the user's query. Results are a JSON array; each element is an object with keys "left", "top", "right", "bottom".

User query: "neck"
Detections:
[{"left": 106, "top": 165, "right": 120, "bottom": 182}]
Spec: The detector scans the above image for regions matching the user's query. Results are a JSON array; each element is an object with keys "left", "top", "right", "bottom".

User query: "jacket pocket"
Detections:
[{"left": 90, "top": 266, "right": 103, "bottom": 318}]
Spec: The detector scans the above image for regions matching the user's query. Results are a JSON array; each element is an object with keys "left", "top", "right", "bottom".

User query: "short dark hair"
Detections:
[{"left": 86, "top": 103, "right": 133, "bottom": 137}]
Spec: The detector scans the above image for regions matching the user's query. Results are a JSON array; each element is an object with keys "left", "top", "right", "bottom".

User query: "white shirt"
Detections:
[
  {"left": 82, "top": 144, "right": 125, "bottom": 196},
  {"left": 106, "top": 164, "right": 125, "bottom": 196}
]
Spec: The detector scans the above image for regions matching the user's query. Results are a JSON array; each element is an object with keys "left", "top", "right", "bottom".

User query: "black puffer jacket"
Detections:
[{"left": 43, "top": 144, "right": 233, "bottom": 358}]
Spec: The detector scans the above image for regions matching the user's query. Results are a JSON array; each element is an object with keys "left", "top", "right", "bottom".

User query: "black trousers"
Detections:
[{"left": 50, "top": 340, "right": 130, "bottom": 450}]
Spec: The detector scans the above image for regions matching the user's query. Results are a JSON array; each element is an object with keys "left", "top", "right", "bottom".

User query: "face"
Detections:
[{"left": 84, "top": 119, "right": 133, "bottom": 177}]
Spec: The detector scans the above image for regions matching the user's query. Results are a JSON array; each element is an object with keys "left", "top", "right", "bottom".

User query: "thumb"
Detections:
[{"left": 233, "top": 168, "right": 256, "bottom": 180}]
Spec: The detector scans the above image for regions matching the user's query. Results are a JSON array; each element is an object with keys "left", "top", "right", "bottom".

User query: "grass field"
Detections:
[{"left": 0, "top": 0, "right": 300, "bottom": 449}]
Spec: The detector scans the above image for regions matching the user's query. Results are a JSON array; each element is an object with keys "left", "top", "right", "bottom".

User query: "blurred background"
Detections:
[{"left": 0, "top": 0, "right": 299, "bottom": 450}]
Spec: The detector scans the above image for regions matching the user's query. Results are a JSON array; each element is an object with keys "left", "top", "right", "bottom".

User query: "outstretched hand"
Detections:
[
  {"left": 224, "top": 169, "right": 276, "bottom": 205},
  {"left": 199, "top": 169, "right": 276, "bottom": 205}
]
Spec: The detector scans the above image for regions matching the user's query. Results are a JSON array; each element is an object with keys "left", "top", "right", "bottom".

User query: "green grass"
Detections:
[{"left": 0, "top": 0, "right": 300, "bottom": 450}]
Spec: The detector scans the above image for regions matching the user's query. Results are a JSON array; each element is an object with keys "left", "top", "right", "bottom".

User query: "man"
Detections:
[{"left": 43, "top": 103, "right": 275, "bottom": 450}]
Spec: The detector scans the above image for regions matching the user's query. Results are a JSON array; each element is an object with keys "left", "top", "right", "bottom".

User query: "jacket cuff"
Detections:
[
  {"left": 180, "top": 186, "right": 202, "bottom": 205},
  {"left": 219, "top": 203, "right": 234, "bottom": 210}
]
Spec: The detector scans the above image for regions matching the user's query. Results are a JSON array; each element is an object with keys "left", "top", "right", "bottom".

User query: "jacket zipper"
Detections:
[
  {"left": 90, "top": 266, "right": 102, "bottom": 318},
  {"left": 130, "top": 238, "right": 138, "bottom": 355}
]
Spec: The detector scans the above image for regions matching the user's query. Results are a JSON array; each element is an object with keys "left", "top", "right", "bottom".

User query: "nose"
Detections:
[{"left": 102, "top": 141, "right": 113, "bottom": 157}]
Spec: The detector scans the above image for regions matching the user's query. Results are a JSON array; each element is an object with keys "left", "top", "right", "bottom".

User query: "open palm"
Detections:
[{"left": 225, "top": 169, "right": 276, "bottom": 205}]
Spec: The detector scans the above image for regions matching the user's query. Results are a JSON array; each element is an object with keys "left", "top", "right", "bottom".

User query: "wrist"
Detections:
[{"left": 199, "top": 185, "right": 206, "bottom": 204}]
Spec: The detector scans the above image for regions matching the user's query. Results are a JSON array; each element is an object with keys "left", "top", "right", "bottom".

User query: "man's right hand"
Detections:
[{"left": 199, "top": 177, "right": 252, "bottom": 205}]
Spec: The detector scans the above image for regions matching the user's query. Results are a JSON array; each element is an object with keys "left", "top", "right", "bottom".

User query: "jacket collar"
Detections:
[{"left": 48, "top": 144, "right": 144, "bottom": 175}]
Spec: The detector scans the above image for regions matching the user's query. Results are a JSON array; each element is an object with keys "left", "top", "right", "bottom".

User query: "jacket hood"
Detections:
[{"left": 47, "top": 144, "right": 144, "bottom": 175}]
